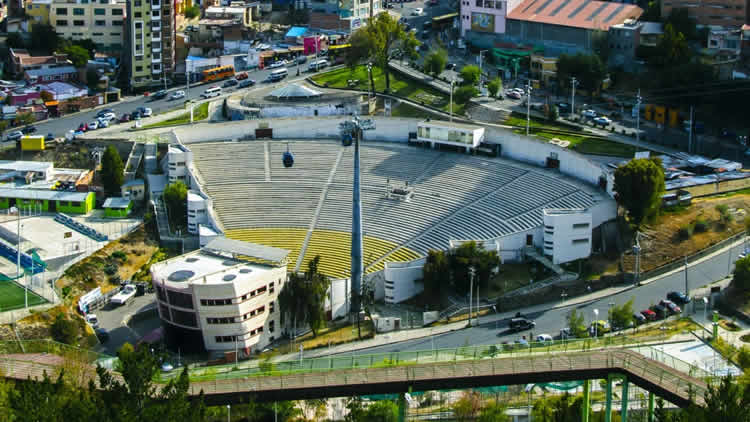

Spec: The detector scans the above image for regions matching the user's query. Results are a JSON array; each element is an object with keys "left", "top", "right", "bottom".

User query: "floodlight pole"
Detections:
[
  {"left": 351, "top": 120, "right": 364, "bottom": 339},
  {"left": 526, "top": 82, "right": 533, "bottom": 136}
]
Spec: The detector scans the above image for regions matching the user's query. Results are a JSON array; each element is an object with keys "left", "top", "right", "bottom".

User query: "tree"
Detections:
[
  {"left": 532, "top": 392, "right": 582, "bottom": 422},
  {"left": 424, "top": 49, "right": 448, "bottom": 78},
  {"left": 652, "top": 23, "right": 691, "bottom": 67},
  {"left": 487, "top": 77, "right": 502, "bottom": 98},
  {"left": 39, "top": 90, "right": 54, "bottom": 103},
  {"left": 62, "top": 44, "right": 91, "bottom": 68},
  {"left": 608, "top": 298, "right": 635, "bottom": 329},
  {"left": 459, "top": 65, "right": 481, "bottom": 86},
  {"left": 6, "top": 32, "right": 25, "bottom": 50},
  {"left": 613, "top": 158, "right": 665, "bottom": 227},
  {"left": 87, "top": 69, "right": 100, "bottom": 91},
  {"left": 567, "top": 309, "right": 588, "bottom": 338},
  {"left": 453, "top": 86, "right": 478, "bottom": 106},
  {"left": 346, "top": 30, "right": 373, "bottom": 70},
  {"left": 362, "top": 400, "right": 398, "bottom": 422},
  {"left": 0, "top": 121, "right": 9, "bottom": 137},
  {"left": 478, "top": 401, "right": 510, "bottom": 422},
  {"left": 162, "top": 181, "right": 188, "bottom": 231},
  {"left": 15, "top": 112, "right": 36, "bottom": 127},
  {"left": 183, "top": 4, "right": 200, "bottom": 19},
  {"left": 453, "top": 391, "right": 482, "bottom": 422},
  {"left": 100, "top": 145, "right": 125, "bottom": 196},
  {"left": 348, "top": 13, "right": 419, "bottom": 92},
  {"left": 30, "top": 24, "right": 62, "bottom": 52},
  {"left": 279, "top": 255, "right": 331, "bottom": 337},
  {"left": 51, "top": 314, "right": 80, "bottom": 344},
  {"left": 733, "top": 256, "right": 750, "bottom": 291},
  {"left": 450, "top": 241, "right": 499, "bottom": 295},
  {"left": 547, "top": 104, "right": 559, "bottom": 122},
  {"left": 592, "top": 30, "right": 611, "bottom": 64},
  {"left": 664, "top": 8, "right": 698, "bottom": 40},
  {"left": 422, "top": 249, "right": 450, "bottom": 302},
  {"left": 556, "top": 53, "right": 606, "bottom": 94}
]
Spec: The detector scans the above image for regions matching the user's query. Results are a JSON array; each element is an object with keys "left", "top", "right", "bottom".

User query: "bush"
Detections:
[
  {"left": 678, "top": 224, "right": 693, "bottom": 240},
  {"left": 694, "top": 218, "right": 708, "bottom": 233},
  {"left": 104, "top": 263, "right": 118, "bottom": 275},
  {"left": 111, "top": 251, "right": 127, "bottom": 262},
  {"left": 51, "top": 314, "right": 79, "bottom": 345},
  {"left": 183, "top": 4, "right": 200, "bottom": 19},
  {"left": 61, "top": 286, "right": 72, "bottom": 298}
]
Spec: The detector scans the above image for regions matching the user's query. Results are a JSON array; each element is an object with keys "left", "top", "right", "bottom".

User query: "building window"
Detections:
[
  {"left": 92, "top": 32, "right": 104, "bottom": 36},
  {"left": 56, "top": 7, "right": 68, "bottom": 14},
  {"left": 56, "top": 19, "right": 68, "bottom": 25},
  {"left": 572, "top": 223, "right": 590, "bottom": 229},
  {"left": 134, "top": 11, "right": 142, "bottom": 17},
  {"left": 112, "top": 8, "right": 123, "bottom": 14},
  {"left": 215, "top": 336, "right": 235, "bottom": 343},
  {"left": 270, "top": 301, "right": 275, "bottom": 313},
  {"left": 73, "top": 19, "right": 84, "bottom": 26},
  {"left": 269, "top": 282, "right": 274, "bottom": 293},
  {"left": 94, "top": 8, "right": 105, "bottom": 14},
  {"left": 95, "top": 19, "right": 106, "bottom": 25},
  {"left": 269, "top": 320, "right": 275, "bottom": 333},
  {"left": 572, "top": 238, "right": 589, "bottom": 245},
  {"left": 134, "top": 0, "right": 142, "bottom": 5},
  {"left": 136, "top": 66, "right": 143, "bottom": 72},
  {"left": 73, "top": 7, "right": 84, "bottom": 14}
]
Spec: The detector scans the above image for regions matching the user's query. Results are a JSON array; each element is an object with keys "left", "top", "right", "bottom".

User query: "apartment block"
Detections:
[
  {"left": 49, "top": 0, "right": 127, "bottom": 54},
  {"left": 127, "top": 0, "right": 177, "bottom": 88},
  {"left": 661, "top": 0, "right": 746, "bottom": 27}
]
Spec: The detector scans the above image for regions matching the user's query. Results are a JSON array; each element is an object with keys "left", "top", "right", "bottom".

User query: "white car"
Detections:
[
  {"left": 110, "top": 284, "right": 137, "bottom": 306},
  {"left": 85, "top": 314, "right": 99, "bottom": 328},
  {"left": 536, "top": 333, "right": 553, "bottom": 343},
  {"left": 412, "top": 7, "right": 423, "bottom": 15},
  {"left": 593, "top": 116, "right": 612, "bottom": 125},
  {"left": 99, "top": 112, "right": 116, "bottom": 121},
  {"left": 170, "top": 90, "right": 185, "bottom": 100},
  {"left": 267, "top": 60, "right": 287, "bottom": 69},
  {"left": 582, "top": 109, "right": 597, "bottom": 118},
  {"left": 88, "top": 120, "right": 99, "bottom": 130},
  {"left": 97, "top": 118, "right": 109, "bottom": 128},
  {"left": 6, "top": 130, "right": 23, "bottom": 141},
  {"left": 141, "top": 107, "right": 153, "bottom": 117}
]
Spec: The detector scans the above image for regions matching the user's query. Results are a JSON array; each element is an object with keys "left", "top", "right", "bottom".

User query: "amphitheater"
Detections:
[{"left": 188, "top": 139, "right": 611, "bottom": 280}]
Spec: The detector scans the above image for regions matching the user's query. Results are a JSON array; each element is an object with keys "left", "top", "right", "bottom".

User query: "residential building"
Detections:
[
  {"left": 150, "top": 237, "right": 289, "bottom": 355},
  {"left": 661, "top": 0, "right": 746, "bottom": 27},
  {"left": 24, "top": 66, "right": 78, "bottom": 84},
  {"left": 26, "top": 0, "right": 52, "bottom": 27},
  {"left": 703, "top": 28, "right": 742, "bottom": 78},
  {"left": 205, "top": 5, "right": 253, "bottom": 26},
  {"left": 542, "top": 208, "right": 592, "bottom": 264},
  {"left": 49, "top": 0, "right": 127, "bottom": 54},
  {"left": 36, "top": 81, "right": 88, "bottom": 101},
  {"left": 187, "top": 189, "right": 211, "bottom": 235},
  {"left": 309, "top": 0, "right": 382, "bottom": 32},
  {"left": 166, "top": 143, "right": 191, "bottom": 185},
  {"left": 9, "top": 48, "right": 70, "bottom": 77},
  {"left": 529, "top": 54, "right": 557, "bottom": 86},
  {"left": 608, "top": 20, "right": 662, "bottom": 71},
  {"left": 459, "top": 0, "right": 523, "bottom": 37},
  {"left": 127, "top": 0, "right": 177, "bottom": 88}
]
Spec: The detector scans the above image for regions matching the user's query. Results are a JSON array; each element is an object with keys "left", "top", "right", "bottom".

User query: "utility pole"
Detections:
[
  {"left": 526, "top": 82, "right": 533, "bottom": 136},
  {"left": 478, "top": 50, "right": 487, "bottom": 91},
  {"left": 688, "top": 105, "right": 694, "bottom": 153},
  {"left": 570, "top": 77, "right": 578, "bottom": 119},
  {"left": 633, "top": 231, "right": 641, "bottom": 286},
  {"left": 635, "top": 89, "right": 642, "bottom": 145},
  {"left": 684, "top": 256, "right": 689, "bottom": 297},
  {"left": 468, "top": 266, "right": 476, "bottom": 326},
  {"left": 449, "top": 78, "right": 455, "bottom": 122}
]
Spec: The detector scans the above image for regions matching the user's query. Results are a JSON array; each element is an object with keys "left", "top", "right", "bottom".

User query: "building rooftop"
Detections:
[
  {"left": 153, "top": 249, "right": 273, "bottom": 285},
  {"left": 103, "top": 197, "right": 131, "bottom": 209},
  {"left": 25, "top": 66, "right": 77, "bottom": 78},
  {"left": 204, "top": 236, "right": 290, "bottom": 265},
  {"left": 206, "top": 6, "right": 247, "bottom": 14},
  {"left": 0, "top": 160, "right": 53, "bottom": 173},
  {"left": 286, "top": 26, "right": 308, "bottom": 38},
  {"left": 0, "top": 187, "right": 90, "bottom": 202},
  {"left": 122, "top": 178, "right": 145, "bottom": 188},
  {"left": 419, "top": 120, "right": 484, "bottom": 131},
  {"left": 507, "top": 0, "right": 643, "bottom": 31}
]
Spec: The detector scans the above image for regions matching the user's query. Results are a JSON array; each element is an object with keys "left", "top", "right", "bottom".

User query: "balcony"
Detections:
[
  {"left": 151, "top": 0, "right": 160, "bottom": 9},
  {"left": 152, "top": 66, "right": 162, "bottom": 74},
  {"left": 152, "top": 46, "right": 161, "bottom": 53},
  {"left": 151, "top": 32, "right": 160, "bottom": 42},
  {"left": 151, "top": 21, "right": 161, "bottom": 30}
]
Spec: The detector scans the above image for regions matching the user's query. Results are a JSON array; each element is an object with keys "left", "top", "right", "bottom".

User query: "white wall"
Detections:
[
  {"left": 543, "top": 210, "right": 593, "bottom": 264},
  {"left": 325, "top": 278, "right": 350, "bottom": 320},
  {"left": 383, "top": 258, "right": 425, "bottom": 304},
  {"left": 258, "top": 103, "right": 359, "bottom": 118}
]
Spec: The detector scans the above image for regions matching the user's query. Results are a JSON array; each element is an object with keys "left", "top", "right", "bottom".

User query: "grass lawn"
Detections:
[
  {"left": 267, "top": 320, "right": 375, "bottom": 356},
  {"left": 532, "top": 129, "right": 638, "bottom": 158},
  {"left": 480, "top": 263, "right": 532, "bottom": 297},
  {"left": 0, "top": 281, "right": 46, "bottom": 311},
  {"left": 313, "top": 65, "right": 465, "bottom": 116},
  {"left": 505, "top": 114, "right": 581, "bottom": 132},
  {"left": 143, "top": 102, "right": 209, "bottom": 129},
  {"left": 390, "top": 102, "right": 435, "bottom": 119}
]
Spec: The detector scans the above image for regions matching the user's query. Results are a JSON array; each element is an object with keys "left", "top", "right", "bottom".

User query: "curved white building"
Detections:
[{"left": 151, "top": 237, "right": 289, "bottom": 356}]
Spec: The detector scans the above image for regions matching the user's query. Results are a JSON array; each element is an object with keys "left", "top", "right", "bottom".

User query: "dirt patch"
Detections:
[
  {"left": 0, "top": 140, "right": 132, "bottom": 170},
  {"left": 622, "top": 196, "right": 748, "bottom": 273}
]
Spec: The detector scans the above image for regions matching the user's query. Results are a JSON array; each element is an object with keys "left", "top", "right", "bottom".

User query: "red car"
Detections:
[
  {"left": 659, "top": 299, "right": 681, "bottom": 314},
  {"left": 641, "top": 309, "right": 657, "bottom": 321},
  {"left": 235, "top": 72, "right": 248, "bottom": 80},
  {"left": 119, "top": 114, "right": 131, "bottom": 123}
]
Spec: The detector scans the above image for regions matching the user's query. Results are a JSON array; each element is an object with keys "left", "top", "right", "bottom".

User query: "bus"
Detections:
[
  {"left": 431, "top": 12, "right": 458, "bottom": 30},
  {"left": 202, "top": 65, "right": 235, "bottom": 82},
  {"left": 200, "top": 86, "right": 222, "bottom": 98},
  {"left": 267, "top": 68, "right": 288, "bottom": 82}
]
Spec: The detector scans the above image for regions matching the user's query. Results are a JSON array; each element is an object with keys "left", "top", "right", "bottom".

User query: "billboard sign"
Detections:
[{"left": 471, "top": 12, "right": 495, "bottom": 32}]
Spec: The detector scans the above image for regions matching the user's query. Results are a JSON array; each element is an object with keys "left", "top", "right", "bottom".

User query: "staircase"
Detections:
[
  {"left": 524, "top": 246, "right": 565, "bottom": 276},
  {"left": 465, "top": 103, "right": 510, "bottom": 124},
  {"left": 54, "top": 213, "right": 108, "bottom": 242}
]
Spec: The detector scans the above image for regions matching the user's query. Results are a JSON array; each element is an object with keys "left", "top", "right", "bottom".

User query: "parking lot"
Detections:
[{"left": 89, "top": 292, "right": 159, "bottom": 355}]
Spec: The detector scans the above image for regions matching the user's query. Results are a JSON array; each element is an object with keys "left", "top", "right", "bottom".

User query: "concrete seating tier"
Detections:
[
  {"left": 335, "top": 144, "right": 442, "bottom": 186},
  {"left": 190, "top": 142, "right": 267, "bottom": 184},
  {"left": 54, "top": 213, "right": 108, "bottom": 242},
  {"left": 225, "top": 228, "right": 308, "bottom": 269},
  {"left": 270, "top": 141, "right": 341, "bottom": 181},
  {"left": 211, "top": 182, "right": 321, "bottom": 229}
]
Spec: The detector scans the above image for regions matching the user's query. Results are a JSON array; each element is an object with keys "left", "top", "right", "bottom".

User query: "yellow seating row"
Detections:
[{"left": 225, "top": 228, "right": 308, "bottom": 268}]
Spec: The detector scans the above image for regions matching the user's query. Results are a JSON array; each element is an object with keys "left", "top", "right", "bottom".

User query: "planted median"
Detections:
[{"left": 142, "top": 102, "right": 209, "bottom": 129}]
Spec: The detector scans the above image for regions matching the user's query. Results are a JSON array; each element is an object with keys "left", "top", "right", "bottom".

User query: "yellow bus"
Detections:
[{"left": 202, "top": 65, "right": 235, "bottom": 82}]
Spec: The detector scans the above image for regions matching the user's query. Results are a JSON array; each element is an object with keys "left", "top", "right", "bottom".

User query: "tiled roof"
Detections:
[{"left": 507, "top": 0, "right": 643, "bottom": 31}]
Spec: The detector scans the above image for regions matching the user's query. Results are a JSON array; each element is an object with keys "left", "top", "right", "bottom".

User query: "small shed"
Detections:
[
  {"left": 21, "top": 135, "right": 45, "bottom": 151},
  {"left": 121, "top": 179, "right": 146, "bottom": 201},
  {"left": 103, "top": 197, "right": 133, "bottom": 218}
]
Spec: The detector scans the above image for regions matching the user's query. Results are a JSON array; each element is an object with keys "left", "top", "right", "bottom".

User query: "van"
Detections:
[
  {"left": 308, "top": 59, "right": 329, "bottom": 72},
  {"left": 200, "top": 86, "right": 222, "bottom": 98},
  {"left": 509, "top": 317, "right": 535, "bottom": 332},
  {"left": 268, "top": 68, "right": 288, "bottom": 82}
]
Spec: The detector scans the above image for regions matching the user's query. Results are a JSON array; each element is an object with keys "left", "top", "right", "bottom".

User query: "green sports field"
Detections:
[{"left": 0, "top": 281, "right": 47, "bottom": 311}]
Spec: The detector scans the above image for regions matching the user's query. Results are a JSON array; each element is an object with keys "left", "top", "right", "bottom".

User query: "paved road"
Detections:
[
  {"left": 344, "top": 240, "right": 745, "bottom": 355},
  {"left": 28, "top": 64, "right": 314, "bottom": 139}
]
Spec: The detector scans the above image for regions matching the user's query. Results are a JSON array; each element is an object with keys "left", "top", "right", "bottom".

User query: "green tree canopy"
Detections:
[
  {"left": 62, "top": 44, "right": 90, "bottom": 68},
  {"left": 613, "top": 158, "right": 665, "bottom": 227},
  {"left": 733, "top": 256, "right": 750, "bottom": 291},
  {"left": 50, "top": 314, "right": 80, "bottom": 344},
  {"left": 664, "top": 8, "right": 698, "bottom": 40},
  {"left": 16, "top": 112, "right": 36, "bottom": 127},
  {"left": 279, "top": 255, "right": 331, "bottom": 337},
  {"left": 608, "top": 298, "right": 635, "bottom": 329},
  {"left": 162, "top": 181, "right": 188, "bottom": 231},
  {"left": 30, "top": 24, "right": 62, "bottom": 52},
  {"left": 556, "top": 53, "right": 606, "bottom": 93},
  {"left": 459, "top": 65, "right": 480, "bottom": 86},
  {"left": 478, "top": 401, "right": 510, "bottom": 422},
  {"left": 424, "top": 49, "right": 448, "bottom": 77},
  {"left": 567, "top": 309, "right": 588, "bottom": 338},
  {"left": 101, "top": 145, "right": 125, "bottom": 196},
  {"left": 422, "top": 249, "right": 450, "bottom": 302},
  {"left": 487, "top": 77, "right": 502, "bottom": 98},
  {"left": 183, "top": 4, "right": 200, "bottom": 19},
  {"left": 453, "top": 85, "right": 478, "bottom": 106},
  {"left": 653, "top": 23, "right": 692, "bottom": 67}
]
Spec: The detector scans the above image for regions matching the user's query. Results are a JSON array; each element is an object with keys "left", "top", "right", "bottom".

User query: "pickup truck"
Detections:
[{"left": 110, "top": 284, "right": 137, "bottom": 306}]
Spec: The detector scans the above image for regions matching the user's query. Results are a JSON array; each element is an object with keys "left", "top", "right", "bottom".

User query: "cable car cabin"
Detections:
[
  {"left": 342, "top": 134, "right": 353, "bottom": 146},
  {"left": 282, "top": 151, "right": 294, "bottom": 168}
]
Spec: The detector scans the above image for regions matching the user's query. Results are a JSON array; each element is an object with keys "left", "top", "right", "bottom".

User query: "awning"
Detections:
[
  {"left": 329, "top": 44, "right": 351, "bottom": 50},
  {"left": 44, "top": 101, "right": 59, "bottom": 106}
]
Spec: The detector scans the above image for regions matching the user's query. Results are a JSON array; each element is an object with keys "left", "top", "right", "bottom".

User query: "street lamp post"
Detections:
[
  {"left": 593, "top": 308, "right": 599, "bottom": 338},
  {"left": 478, "top": 50, "right": 487, "bottom": 92},
  {"left": 366, "top": 62, "right": 374, "bottom": 100},
  {"left": 227, "top": 404, "right": 231, "bottom": 422},
  {"left": 449, "top": 77, "right": 455, "bottom": 122},
  {"left": 468, "top": 267, "right": 476, "bottom": 327}
]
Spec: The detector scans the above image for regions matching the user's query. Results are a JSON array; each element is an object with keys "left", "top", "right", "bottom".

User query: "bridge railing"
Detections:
[
  {"left": 0, "top": 339, "right": 115, "bottom": 365},
  {"left": 160, "top": 335, "right": 712, "bottom": 385}
]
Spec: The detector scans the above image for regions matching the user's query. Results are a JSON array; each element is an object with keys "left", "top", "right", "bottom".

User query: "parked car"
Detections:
[
  {"left": 509, "top": 317, "right": 535, "bottom": 332},
  {"left": 139, "top": 107, "right": 152, "bottom": 117},
  {"left": 6, "top": 130, "right": 23, "bottom": 141},
  {"left": 223, "top": 78, "right": 239, "bottom": 87},
  {"left": 412, "top": 7, "right": 423, "bottom": 15},
  {"left": 445, "top": 63, "right": 456, "bottom": 70},
  {"left": 589, "top": 320, "right": 611, "bottom": 336},
  {"left": 111, "top": 284, "right": 137, "bottom": 305},
  {"left": 99, "top": 112, "right": 116, "bottom": 121},
  {"left": 85, "top": 314, "right": 99, "bottom": 328},
  {"left": 267, "top": 60, "right": 287, "bottom": 69},
  {"left": 641, "top": 309, "right": 657, "bottom": 321},
  {"left": 87, "top": 120, "right": 99, "bottom": 130},
  {"left": 96, "top": 108, "right": 114, "bottom": 118},
  {"left": 235, "top": 72, "right": 249, "bottom": 80},
  {"left": 593, "top": 116, "right": 612, "bottom": 125},
  {"left": 536, "top": 333, "right": 553, "bottom": 343},
  {"left": 170, "top": 90, "right": 185, "bottom": 100},
  {"left": 633, "top": 312, "right": 647, "bottom": 324},
  {"left": 296, "top": 55, "right": 308, "bottom": 64},
  {"left": 239, "top": 79, "right": 256, "bottom": 88},
  {"left": 97, "top": 118, "right": 109, "bottom": 128},
  {"left": 119, "top": 114, "right": 131, "bottom": 123},
  {"left": 21, "top": 126, "right": 37, "bottom": 134},
  {"left": 95, "top": 328, "right": 110, "bottom": 343},
  {"left": 130, "top": 111, "right": 141, "bottom": 120},
  {"left": 506, "top": 91, "right": 522, "bottom": 99},
  {"left": 667, "top": 291, "right": 691, "bottom": 304},
  {"left": 659, "top": 299, "right": 681, "bottom": 314},
  {"left": 651, "top": 304, "right": 668, "bottom": 320},
  {"left": 556, "top": 103, "right": 571, "bottom": 112},
  {"left": 558, "top": 327, "right": 575, "bottom": 339},
  {"left": 77, "top": 123, "right": 88, "bottom": 132},
  {"left": 514, "top": 338, "right": 529, "bottom": 348},
  {"left": 582, "top": 109, "right": 597, "bottom": 118},
  {"left": 46, "top": 133, "right": 55, "bottom": 141},
  {"left": 153, "top": 89, "right": 168, "bottom": 99}
]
